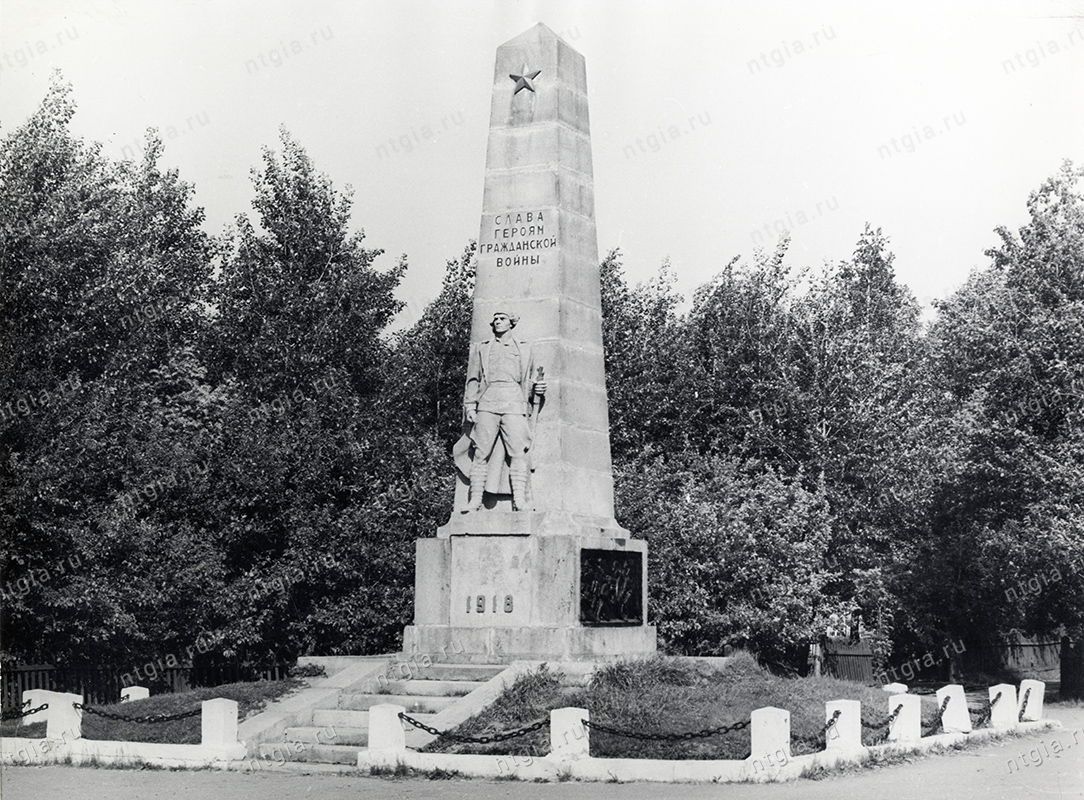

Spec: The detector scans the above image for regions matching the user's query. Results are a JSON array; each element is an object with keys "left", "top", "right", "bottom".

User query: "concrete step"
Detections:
[
  {"left": 313, "top": 707, "right": 440, "bottom": 729},
  {"left": 419, "top": 663, "right": 506, "bottom": 682},
  {"left": 297, "top": 655, "right": 389, "bottom": 677},
  {"left": 313, "top": 708, "right": 369, "bottom": 729},
  {"left": 284, "top": 726, "right": 368, "bottom": 747},
  {"left": 257, "top": 742, "right": 362, "bottom": 766},
  {"left": 251, "top": 663, "right": 507, "bottom": 766},
  {"left": 339, "top": 693, "right": 457, "bottom": 713},
  {"left": 377, "top": 679, "right": 487, "bottom": 697}
]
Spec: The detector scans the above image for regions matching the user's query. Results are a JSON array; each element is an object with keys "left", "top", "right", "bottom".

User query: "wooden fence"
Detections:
[
  {"left": 958, "top": 639, "right": 1061, "bottom": 680},
  {"left": 1063, "top": 638, "right": 1083, "bottom": 698},
  {"left": 1, "top": 662, "right": 292, "bottom": 711},
  {"left": 822, "top": 639, "right": 875, "bottom": 683},
  {"left": 819, "top": 636, "right": 1070, "bottom": 688}
]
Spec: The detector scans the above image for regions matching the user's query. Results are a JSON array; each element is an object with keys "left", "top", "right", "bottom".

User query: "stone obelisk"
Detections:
[{"left": 404, "top": 24, "right": 656, "bottom": 663}]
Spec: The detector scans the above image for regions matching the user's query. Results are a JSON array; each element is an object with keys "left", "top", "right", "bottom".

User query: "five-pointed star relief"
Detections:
[{"left": 509, "top": 65, "right": 541, "bottom": 94}]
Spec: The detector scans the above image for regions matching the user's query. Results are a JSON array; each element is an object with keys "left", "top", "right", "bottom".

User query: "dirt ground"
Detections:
[{"left": 3, "top": 707, "right": 1082, "bottom": 800}]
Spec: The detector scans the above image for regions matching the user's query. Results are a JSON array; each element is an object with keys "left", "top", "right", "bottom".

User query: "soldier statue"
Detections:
[{"left": 460, "top": 311, "right": 546, "bottom": 511}]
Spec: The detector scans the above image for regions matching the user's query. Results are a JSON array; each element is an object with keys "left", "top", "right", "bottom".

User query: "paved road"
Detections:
[{"left": 3, "top": 708, "right": 1081, "bottom": 800}]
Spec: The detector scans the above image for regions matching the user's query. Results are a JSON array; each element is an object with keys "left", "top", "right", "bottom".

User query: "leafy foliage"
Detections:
[
  {"left": 2, "top": 79, "right": 1081, "bottom": 679},
  {"left": 201, "top": 127, "right": 421, "bottom": 660},
  {"left": 1, "top": 75, "right": 219, "bottom": 667},
  {"left": 617, "top": 452, "right": 849, "bottom": 661},
  {"left": 902, "top": 160, "right": 1084, "bottom": 648},
  {"left": 383, "top": 242, "right": 476, "bottom": 441}
]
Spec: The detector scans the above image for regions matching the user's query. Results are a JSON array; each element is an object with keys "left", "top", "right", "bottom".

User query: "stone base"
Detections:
[
  {"left": 437, "top": 510, "right": 629, "bottom": 538},
  {"left": 403, "top": 623, "right": 657, "bottom": 664},
  {"left": 409, "top": 530, "right": 656, "bottom": 663}
]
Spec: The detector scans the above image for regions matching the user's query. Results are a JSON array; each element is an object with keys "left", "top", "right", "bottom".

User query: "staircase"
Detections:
[{"left": 257, "top": 662, "right": 506, "bottom": 767}]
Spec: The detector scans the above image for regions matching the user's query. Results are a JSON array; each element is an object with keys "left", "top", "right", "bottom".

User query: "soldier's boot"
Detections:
[
  {"left": 509, "top": 459, "right": 529, "bottom": 512},
  {"left": 465, "top": 458, "right": 487, "bottom": 512}
]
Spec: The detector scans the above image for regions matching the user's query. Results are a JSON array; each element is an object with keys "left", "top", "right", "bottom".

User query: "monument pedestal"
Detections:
[
  {"left": 436, "top": 509, "right": 628, "bottom": 538},
  {"left": 407, "top": 527, "right": 656, "bottom": 664}
]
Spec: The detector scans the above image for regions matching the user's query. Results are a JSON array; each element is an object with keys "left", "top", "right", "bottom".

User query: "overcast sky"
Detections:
[{"left": 3, "top": 1, "right": 1082, "bottom": 328}]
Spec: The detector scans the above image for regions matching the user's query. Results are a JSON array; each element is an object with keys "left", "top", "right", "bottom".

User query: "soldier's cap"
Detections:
[{"left": 492, "top": 311, "right": 519, "bottom": 327}]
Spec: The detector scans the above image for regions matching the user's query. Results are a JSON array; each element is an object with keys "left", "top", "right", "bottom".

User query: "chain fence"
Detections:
[
  {"left": 1017, "top": 688, "right": 1031, "bottom": 722},
  {"left": 970, "top": 690, "right": 1001, "bottom": 728},
  {"left": 923, "top": 694, "right": 952, "bottom": 736},
  {"left": 73, "top": 702, "right": 201, "bottom": 723},
  {"left": 861, "top": 702, "right": 904, "bottom": 743},
  {"left": 398, "top": 712, "right": 547, "bottom": 744},
  {"left": 581, "top": 717, "right": 751, "bottom": 742},
  {"left": 399, "top": 711, "right": 757, "bottom": 749},
  {"left": 380, "top": 689, "right": 1025, "bottom": 758},
  {"left": 0, "top": 702, "right": 48, "bottom": 723},
  {"left": 793, "top": 709, "right": 841, "bottom": 750}
]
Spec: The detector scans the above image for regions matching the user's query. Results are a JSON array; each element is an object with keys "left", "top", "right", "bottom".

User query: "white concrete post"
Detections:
[
  {"left": 935, "top": 685, "right": 971, "bottom": 733},
  {"left": 988, "top": 684, "right": 1017, "bottom": 730},
  {"left": 882, "top": 682, "right": 908, "bottom": 694},
  {"left": 750, "top": 707, "right": 790, "bottom": 766},
  {"left": 200, "top": 698, "right": 238, "bottom": 747},
  {"left": 825, "top": 699, "right": 862, "bottom": 751},
  {"left": 1018, "top": 680, "right": 1045, "bottom": 721},
  {"left": 45, "top": 691, "right": 83, "bottom": 741},
  {"left": 368, "top": 703, "right": 407, "bottom": 751},
  {"left": 121, "top": 686, "right": 150, "bottom": 702},
  {"left": 21, "top": 689, "right": 52, "bottom": 725},
  {"left": 550, "top": 707, "right": 589, "bottom": 760},
  {"left": 887, "top": 693, "right": 920, "bottom": 742}
]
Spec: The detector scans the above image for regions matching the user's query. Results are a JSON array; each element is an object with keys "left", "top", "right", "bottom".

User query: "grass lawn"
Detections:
[
  {"left": 423, "top": 653, "right": 945, "bottom": 760},
  {"left": 0, "top": 676, "right": 314, "bottom": 744}
]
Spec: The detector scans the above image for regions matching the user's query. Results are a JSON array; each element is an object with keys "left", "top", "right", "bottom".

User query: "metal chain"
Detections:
[
  {"left": 971, "top": 691, "right": 1002, "bottom": 728},
  {"left": 73, "top": 702, "right": 201, "bottom": 723},
  {"left": 924, "top": 695, "right": 951, "bottom": 736},
  {"left": 794, "top": 709, "right": 842, "bottom": 750},
  {"left": 862, "top": 702, "right": 904, "bottom": 731},
  {"left": 581, "top": 717, "right": 751, "bottom": 742},
  {"left": 1018, "top": 688, "right": 1031, "bottom": 723},
  {"left": 821, "top": 710, "right": 842, "bottom": 735},
  {"left": 398, "top": 712, "right": 547, "bottom": 744},
  {"left": 1, "top": 702, "right": 49, "bottom": 722}
]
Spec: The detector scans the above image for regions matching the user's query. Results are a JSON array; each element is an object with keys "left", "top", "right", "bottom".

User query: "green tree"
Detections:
[
  {"left": 678, "top": 237, "right": 803, "bottom": 463},
  {"left": 616, "top": 451, "right": 850, "bottom": 663},
  {"left": 210, "top": 127, "right": 403, "bottom": 399},
  {"left": 202, "top": 128, "right": 421, "bottom": 660},
  {"left": 1, "top": 76, "right": 219, "bottom": 667},
  {"left": 907, "top": 161, "right": 1084, "bottom": 651},
  {"left": 383, "top": 242, "right": 476, "bottom": 441},
  {"left": 789, "top": 227, "right": 931, "bottom": 659},
  {"left": 604, "top": 231, "right": 931, "bottom": 667},
  {"left": 600, "top": 249, "right": 690, "bottom": 459}
]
